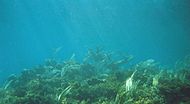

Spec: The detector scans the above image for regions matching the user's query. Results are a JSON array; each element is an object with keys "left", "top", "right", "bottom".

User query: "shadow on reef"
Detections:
[{"left": 0, "top": 48, "right": 190, "bottom": 104}]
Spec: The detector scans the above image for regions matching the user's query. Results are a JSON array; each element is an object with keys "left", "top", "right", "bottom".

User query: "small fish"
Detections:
[{"left": 53, "top": 46, "right": 62, "bottom": 55}]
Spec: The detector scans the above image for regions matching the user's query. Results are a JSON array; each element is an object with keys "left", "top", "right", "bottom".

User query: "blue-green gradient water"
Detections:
[{"left": 0, "top": 0, "right": 190, "bottom": 83}]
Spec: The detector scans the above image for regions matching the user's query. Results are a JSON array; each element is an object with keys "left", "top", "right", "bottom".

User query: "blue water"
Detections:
[{"left": 0, "top": 0, "right": 190, "bottom": 84}]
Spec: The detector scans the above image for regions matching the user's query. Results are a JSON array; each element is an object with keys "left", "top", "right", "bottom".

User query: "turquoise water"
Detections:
[{"left": 0, "top": 0, "right": 190, "bottom": 83}]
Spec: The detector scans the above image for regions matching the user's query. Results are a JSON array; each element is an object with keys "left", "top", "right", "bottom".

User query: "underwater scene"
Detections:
[{"left": 0, "top": 0, "right": 190, "bottom": 104}]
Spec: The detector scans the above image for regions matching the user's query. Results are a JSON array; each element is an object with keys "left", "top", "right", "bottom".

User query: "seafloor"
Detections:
[{"left": 0, "top": 48, "right": 190, "bottom": 104}]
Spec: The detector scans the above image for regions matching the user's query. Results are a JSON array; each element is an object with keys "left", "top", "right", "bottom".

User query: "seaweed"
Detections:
[{"left": 0, "top": 49, "right": 190, "bottom": 104}]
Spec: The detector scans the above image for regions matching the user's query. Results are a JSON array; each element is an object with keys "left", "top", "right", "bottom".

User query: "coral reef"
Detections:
[{"left": 0, "top": 48, "right": 190, "bottom": 104}]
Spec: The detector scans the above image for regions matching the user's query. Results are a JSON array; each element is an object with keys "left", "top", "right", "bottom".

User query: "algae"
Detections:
[{"left": 0, "top": 49, "right": 190, "bottom": 104}]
